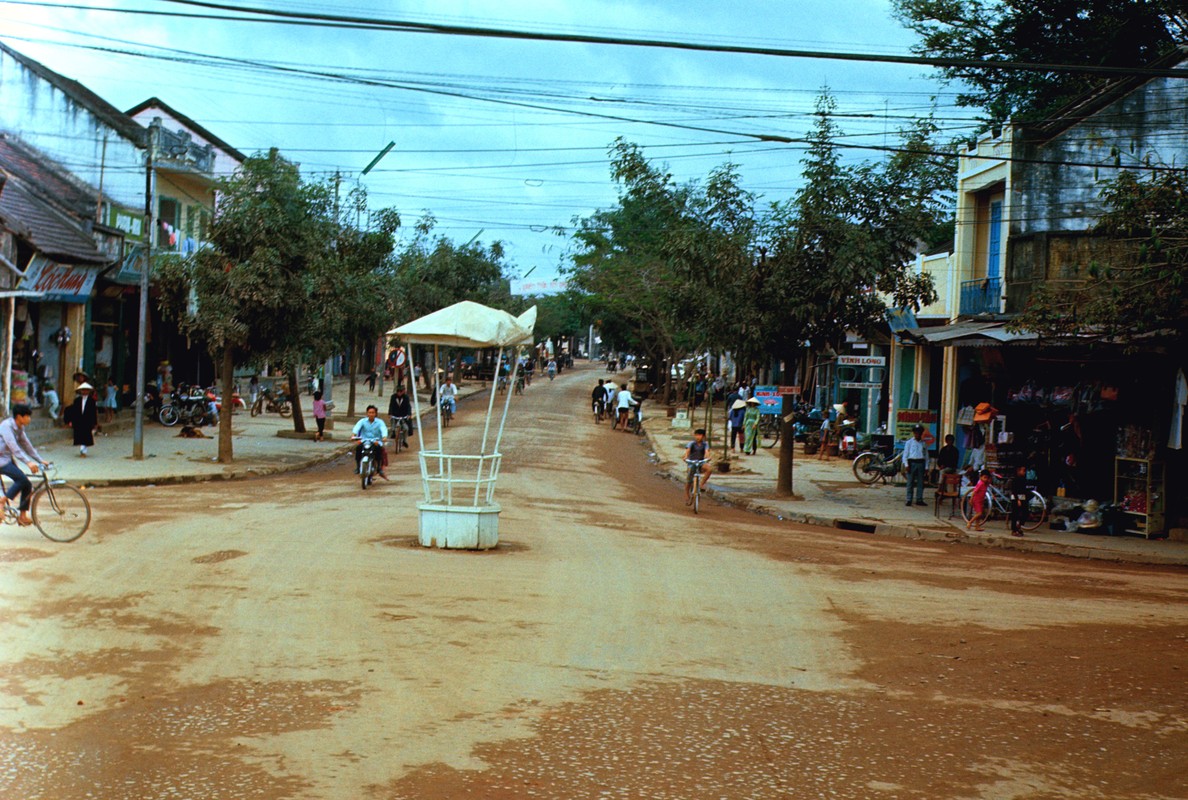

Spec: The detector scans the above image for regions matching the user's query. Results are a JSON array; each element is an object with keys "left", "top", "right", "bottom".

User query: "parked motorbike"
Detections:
[
  {"left": 158, "top": 383, "right": 214, "bottom": 427},
  {"left": 250, "top": 386, "right": 292, "bottom": 417}
]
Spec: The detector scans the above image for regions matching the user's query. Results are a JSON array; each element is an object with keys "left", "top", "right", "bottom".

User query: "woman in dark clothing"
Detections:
[{"left": 68, "top": 382, "right": 99, "bottom": 457}]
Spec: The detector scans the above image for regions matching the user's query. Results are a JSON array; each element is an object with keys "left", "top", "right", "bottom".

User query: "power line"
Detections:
[{"left": 5, "top": 0, "right": 1188, "bottom": 80}]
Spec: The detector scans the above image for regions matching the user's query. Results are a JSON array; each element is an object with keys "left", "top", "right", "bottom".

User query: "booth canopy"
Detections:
[{"left": 390, "top": 301, "right": 536, "bottom": 348}]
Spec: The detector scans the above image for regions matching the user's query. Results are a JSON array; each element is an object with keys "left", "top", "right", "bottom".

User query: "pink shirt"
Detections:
[{"left": 312, "top": 399, "right": 327, "bottom": 419}]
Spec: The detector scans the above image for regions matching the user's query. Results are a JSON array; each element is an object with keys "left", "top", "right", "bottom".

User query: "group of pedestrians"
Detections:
[{"left": 591, "top": 378, "right": 640, "bottom": 431}]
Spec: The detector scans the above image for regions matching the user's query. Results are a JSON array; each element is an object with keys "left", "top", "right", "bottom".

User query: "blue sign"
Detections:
[{"left": 753, "top": 385, "right": 782, "bottom": 416}]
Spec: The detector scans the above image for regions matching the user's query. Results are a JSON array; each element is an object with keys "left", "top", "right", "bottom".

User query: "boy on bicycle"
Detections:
[
  {"left": 0, "top": 404, "right": 44, "bottom": 526},
  {"left": 684, "top": 428, "right": 712, "bottom": 505},
  {"left": 592, "top": 379, "right": 607, "bottom": 421}
]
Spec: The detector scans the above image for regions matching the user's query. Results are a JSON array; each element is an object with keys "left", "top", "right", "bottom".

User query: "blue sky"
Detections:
[{"left": 1, "top": 0, "right": 980, "bottom": 281}]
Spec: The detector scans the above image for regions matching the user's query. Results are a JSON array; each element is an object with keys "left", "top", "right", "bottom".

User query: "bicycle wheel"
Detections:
[
  {"left": 692, "top": 475, "right": 700, "bottom": 514},
  {"left": 250, "top": 398, "right": 262, "bottom": 417},
  {"left": 1021, "top": 490, "right": 1048, "bottom": 531},
  {"left": 760, "top": 418, "right": 781, "bottom": 449},
  {"left": 31, "top": 483, "right": 91, "bottom": 543},
  {"left": 278, "top": 401, "right": 292, "bottom": 418},
  {"left": 361, "top": 455, "right": 372, "bottom": 490},
  {"left": 852, "top": 453, "right": 883, "bottom": 484},
  {"left": 392, "top": 427, "right": 402, "bottom": 455},
  {"left": 159, "top": 405, "right": 179, "bottom": 426}
]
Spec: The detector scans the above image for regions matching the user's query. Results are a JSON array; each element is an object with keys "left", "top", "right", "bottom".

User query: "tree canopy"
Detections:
[{"left": 893, "top": 0, "right": 1188, "bottom": 126}]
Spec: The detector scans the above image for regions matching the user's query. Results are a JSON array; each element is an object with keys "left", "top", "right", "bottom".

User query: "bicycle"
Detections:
[
  {"left": 758, "top": 414, "right": 781, "bottom": 449},
  {"left": 514, "top": 375, "right": 525, "bottom": 395},
  {"left": 441, "top": 400, "right": 455, "bottom": 428},
  {"left": 390, "top": 416, "right": 411, "bottom": 454},
  {"left": 685, "top": 458, "right": 710, "bottom": 514},
  {"left": 250, "top": 387, "right": 292, "bottom": 418},
  {"left": 592, "top": 397, "right": 606, "bottom": 424},
  {"left": 1, "top": 463, "right": 91, "bottom": 542},
  {"left": 960, "top": 473, "right": 1047, "bottom": 532}
]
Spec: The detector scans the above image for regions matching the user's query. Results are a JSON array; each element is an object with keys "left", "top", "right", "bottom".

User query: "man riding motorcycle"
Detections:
[{"left": 351, "top": 405, "right": 389, "bottom": 480}]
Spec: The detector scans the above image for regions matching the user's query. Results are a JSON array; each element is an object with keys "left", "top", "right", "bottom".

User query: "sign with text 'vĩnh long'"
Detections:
[{"left": 837, "top": 355, "right": 886, "bottom": 367}]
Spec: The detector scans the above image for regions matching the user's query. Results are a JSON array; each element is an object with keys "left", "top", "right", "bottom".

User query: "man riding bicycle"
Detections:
[
  {"left": 0, "top": 403, "right": 44, "bottom": 527},
  {"left": 684, "top": 427, "right": 712, "bottom": 505},
  {"left": 592, "top": 379, "right": 607, "bottom": 421},
  {"left": 387, "top": 384, "right": 414, "bottom": 441},
  {"left": 351, "top": 405, "right": 389, "bottom": 479},
  {"left": 438, "top": 376, "right": 458, "bottom": 417}
]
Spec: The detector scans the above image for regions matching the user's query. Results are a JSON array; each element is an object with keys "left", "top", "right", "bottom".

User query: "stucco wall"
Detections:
[
  {"left": 0, "top": 49, "right": 144, "bottom": 209},
  {"left": 1012, "top": 64, "right": 1188, "bottom": 237}
]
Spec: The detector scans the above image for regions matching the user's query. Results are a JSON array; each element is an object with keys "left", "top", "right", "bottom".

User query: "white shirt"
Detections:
[
  {"left": 903, "top": 436, "right": 928, "bottom": 461},
  {"left": 617, "top": 389, "right": 635, "bottom": 409}
]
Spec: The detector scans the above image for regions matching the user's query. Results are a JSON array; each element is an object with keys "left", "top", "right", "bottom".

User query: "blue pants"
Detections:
[
  {"left": 906, "top": 459, "right": 926, "bottom": 503},
  {"left": 1, "top": 461, "right": 33, "bottom": 511}
]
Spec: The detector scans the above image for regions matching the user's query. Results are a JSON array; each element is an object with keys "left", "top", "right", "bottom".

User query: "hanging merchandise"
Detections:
[{"left": 55, "top": 327, "right": 72, "bottom": 345}]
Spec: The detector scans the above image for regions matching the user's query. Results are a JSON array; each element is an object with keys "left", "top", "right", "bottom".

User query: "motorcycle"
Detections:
[
  {"left": 852, "top": 449, "right": 904, "bottom": 484},
  {"left": 358, "top": 440, "right": 382, "bottom": 490},
  {"left": 158, "top": 383, "right": 214, "bottom": 427},
  {"left": 251, "top": 386, "right": 292, "bottom": 417}
]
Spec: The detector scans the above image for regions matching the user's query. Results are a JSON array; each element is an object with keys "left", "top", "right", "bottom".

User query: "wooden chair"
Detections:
[{"left": 935, "top": 471, "right": 962, "bottom": 519}]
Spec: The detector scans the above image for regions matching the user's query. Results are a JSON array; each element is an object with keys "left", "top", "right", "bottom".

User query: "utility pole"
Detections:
[{"left": 132, "top": 125, "right": 156, "bottom": 460}]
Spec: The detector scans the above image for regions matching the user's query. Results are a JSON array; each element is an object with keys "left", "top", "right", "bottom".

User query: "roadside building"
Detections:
[{"left": 897, "top": 46, "right": 1188, "bottom": 534}]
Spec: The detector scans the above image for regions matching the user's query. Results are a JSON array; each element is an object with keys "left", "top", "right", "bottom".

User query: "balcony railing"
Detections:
[{"left": 959, "top": 276, "right": 1002, "bottom": 316}]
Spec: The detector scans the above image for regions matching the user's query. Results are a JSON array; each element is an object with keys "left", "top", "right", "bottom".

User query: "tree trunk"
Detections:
[
  {"left": 288, "top": 364, "right": 306, "bottom": 433},
  {"left": 776, "top": 388, "right": 796, "bottom": 497},
  {"left": 217, "top": 342, "right": 235, "bottom": 463},
  {"left": 347, "top": 336, "right": 358, "bottom": 417}
]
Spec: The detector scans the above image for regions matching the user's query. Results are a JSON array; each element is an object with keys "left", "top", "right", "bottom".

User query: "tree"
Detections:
[
  {"left": 1012, "top": 167, "right": 1188, "bottom": 343},
  {"left": 390, "top": 215, "right": 514, "bottom": 383},
  {"left": 155, "top": 150, "right": 336, "bottom": 461},
  {"left": 759, "top": 95, "right": 948, "bottom": 494},
  {"left": 892, "top": 0, "right": 1188, "bottom": 126}
]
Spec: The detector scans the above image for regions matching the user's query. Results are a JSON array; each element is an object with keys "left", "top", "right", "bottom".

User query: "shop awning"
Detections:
[{"left": 899, "top": 321, "right": 1039, "bottom": 347}]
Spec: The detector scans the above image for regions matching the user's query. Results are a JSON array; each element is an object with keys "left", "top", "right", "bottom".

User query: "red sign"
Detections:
[{"left": 777, "top": 385, "right": 800, "bottom": 395}]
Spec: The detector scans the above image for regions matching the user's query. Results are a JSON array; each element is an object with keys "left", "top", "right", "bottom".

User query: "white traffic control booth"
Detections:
[{"left": 390, "top": 301, "right": 536, "bottom": 550}]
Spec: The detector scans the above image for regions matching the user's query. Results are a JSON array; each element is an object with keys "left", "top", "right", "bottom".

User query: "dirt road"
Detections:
[{"left": 1, "top": 364, "right": 1185, "bottom": 799}]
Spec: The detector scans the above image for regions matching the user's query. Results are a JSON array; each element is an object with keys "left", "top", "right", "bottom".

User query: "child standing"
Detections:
[
  {"left": 43, "top": 383, "right": 60, "bottom": 424},
  {"left": 103, "top": 378, "right": 118, "bottom": 424},
  {"left": 1009, "top": 465, "right": 1029, "bottom": 537},
  {"left": 312, "top": 390, "right": 327, "bottom": 442},
  {"left": 967, "top": 470, "right": 992, "bottom": 531}
]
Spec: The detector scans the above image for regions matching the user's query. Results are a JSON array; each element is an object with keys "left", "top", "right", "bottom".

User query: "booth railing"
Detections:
[{"left": 418, "top": 450, "right": 503, "bottom": 507}]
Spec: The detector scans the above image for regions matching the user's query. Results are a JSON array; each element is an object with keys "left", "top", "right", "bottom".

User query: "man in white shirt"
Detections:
[
  {"left": 902, "top": 424, "right": 928, "bottom": 507},
  {"left": 614, "top": 383, "right": 636, "bottom": 431}
]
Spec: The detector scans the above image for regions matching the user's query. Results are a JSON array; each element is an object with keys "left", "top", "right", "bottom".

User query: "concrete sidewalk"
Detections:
[
  {"left": 641, "top": 401, "right": 1188, "bottom": 567},
  {"left": 29, "top": 378, "right": 486, "bottom": 487}
]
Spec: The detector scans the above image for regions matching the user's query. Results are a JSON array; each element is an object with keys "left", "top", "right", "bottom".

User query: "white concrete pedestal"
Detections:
[{"left": 417, "top": 502, "right": 501, "bottom": 549}]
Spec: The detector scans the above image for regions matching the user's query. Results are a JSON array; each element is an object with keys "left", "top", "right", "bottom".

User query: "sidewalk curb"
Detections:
[
  {"left": 641, "top": 414, "right": 1186, "bottom": 568},
  {"left": 73, "top": 384, "right": 486, "bottom": 489}
]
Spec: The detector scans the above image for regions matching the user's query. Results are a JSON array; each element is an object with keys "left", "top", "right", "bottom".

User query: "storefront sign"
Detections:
[
  {"left": 894, "top": 408, "right": 938, "bottom": 448},
  {"left": 753, "top": 385, "right": 783, "bottom": 415},
  {"left": 839, "top": 381, "right": 881, "bottom": 389},
  {"left": 777, "top": 385, "right": 800, "bottom": 396},
  {"left": 838, "top": 355, "right": 886, "bottom": 367},
  {"left": 107, "top": 206, "right": 144, "bottom": 241},
  {"left": 19, "top": 256, "right": 100, "bottom": 302}
]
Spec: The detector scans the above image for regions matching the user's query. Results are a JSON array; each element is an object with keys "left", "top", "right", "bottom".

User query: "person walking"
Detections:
[
  {"left": 43, "top": 383, "right": 60, "bottom": 425},
  {"left": 66, "top": 382, "right": 99, "bottom": 457},
  {"left": 742, "top": 397, "right": 761, "bottom": 455},
  {"left": 903, "top": 424, "right": 929, "bottom": 507},
  {"left": 0, "top": 404, "right": 44, "bottom": 527},
  {"left": 728, "top": 398, "right": 747, "bottom": 452},
  {"left": 311, "top": 390, "right": 328, "bottom": 442}
]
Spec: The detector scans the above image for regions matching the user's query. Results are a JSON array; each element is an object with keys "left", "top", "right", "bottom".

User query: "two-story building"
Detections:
[
  {"left": 0, "top": 43, "right": 244, "bottom": 407},
  {"left": 898, "top": 46, "right": 1187, "bottom": 532}
]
